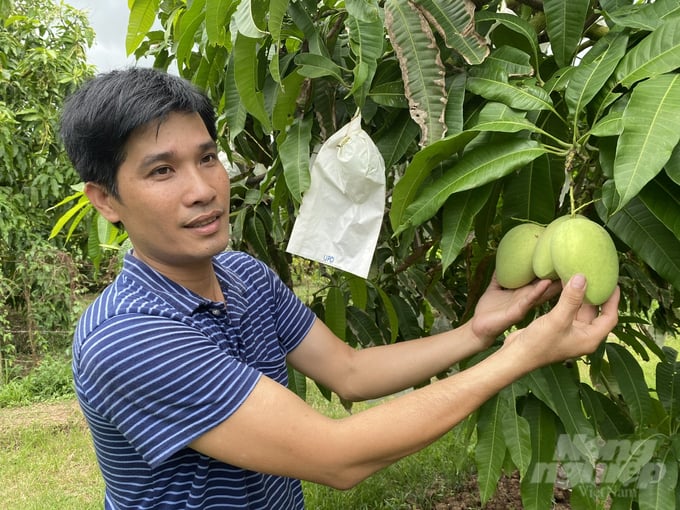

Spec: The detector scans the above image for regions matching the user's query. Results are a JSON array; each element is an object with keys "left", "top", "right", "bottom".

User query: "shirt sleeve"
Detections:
[
  {"left": 225, "top": 252, "right": 317, "bottom": 353},
  {"left": 76, "top": 314, "right": 261, "bottom": 468},
  {"left": 268, "top": 265, "right": 317, "bottom": 352}
]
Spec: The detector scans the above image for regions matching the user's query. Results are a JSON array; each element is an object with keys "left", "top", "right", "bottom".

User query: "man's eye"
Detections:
[
  {"left": 202, "top": 153, "right": 218, "bottom": 164},
  {"left": 152, "top": 166, "right": 172, "bottom": 176}
]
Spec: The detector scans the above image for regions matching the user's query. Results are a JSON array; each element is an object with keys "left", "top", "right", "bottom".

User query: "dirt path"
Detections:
[
  {"left": 0, "top": 399, "right": 83, "bottom": 433},
  {"left": 0, "top": 400, "right": 572, "bottom": 509}
]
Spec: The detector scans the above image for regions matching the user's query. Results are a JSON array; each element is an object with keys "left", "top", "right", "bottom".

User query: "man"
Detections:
[{"left": 60, "top": 67, "right": 619, "bottom": 509}]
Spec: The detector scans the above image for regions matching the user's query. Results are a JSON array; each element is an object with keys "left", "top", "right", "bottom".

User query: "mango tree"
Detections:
[
  {"left": 56, "top": 0, "right": 680, "bottom": 507},
  {"left": 1, "top": 0, "right": 93, "bottom": 374}
]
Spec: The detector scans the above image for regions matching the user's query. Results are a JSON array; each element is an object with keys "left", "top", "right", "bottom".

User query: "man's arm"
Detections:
[
  {"left": 189, "top": 275, "right": 619, "bottom": 489},
  {"left": 287, "top": 275, "right": 561, "bottom": 402}
]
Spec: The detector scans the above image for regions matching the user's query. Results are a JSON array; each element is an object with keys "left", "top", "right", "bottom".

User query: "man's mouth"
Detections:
[{"left": 186, "top": 213, "right": 220, "bottom": 228}]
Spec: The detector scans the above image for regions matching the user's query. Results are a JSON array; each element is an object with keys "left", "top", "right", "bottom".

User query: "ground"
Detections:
[
  {"left": 0, "top": 401, "right": 572, "bottom": 509},
  {"left": 425, "top": 472, "right": 571, "bottom": 509}
]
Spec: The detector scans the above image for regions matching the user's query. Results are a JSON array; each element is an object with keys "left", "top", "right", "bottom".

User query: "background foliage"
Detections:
[
  {"left": 0, "top": 0, "right": 94, "bottom": 380},
  {"left": 50, "top": 0, "right": 680, "bottom": 508}
]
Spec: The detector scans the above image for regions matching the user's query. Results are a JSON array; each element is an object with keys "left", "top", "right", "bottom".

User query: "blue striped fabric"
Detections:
[{"left": 73, "top": 251, "right": 317, "bottom": 509}]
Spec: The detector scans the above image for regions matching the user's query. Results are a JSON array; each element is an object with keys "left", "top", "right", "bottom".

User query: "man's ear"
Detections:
[{"left": 84, "top": 182, "right": 121, "bottom": 224}]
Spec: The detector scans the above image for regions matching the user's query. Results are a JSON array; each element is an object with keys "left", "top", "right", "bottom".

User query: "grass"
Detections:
[
  {"left": 0, "top": 378, "right": 472, "bottom": 510},
  {"left": 301, "top": 384, "right": 474, "bottom": 510},
  {"left": 0, "top": 401, "right": 103, "bottom": 509},
  {"left": 2, "top": 331, "right": 677, "bottom": 509}
]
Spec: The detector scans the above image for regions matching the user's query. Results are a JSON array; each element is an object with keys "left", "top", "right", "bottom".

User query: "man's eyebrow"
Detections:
[
  {"left": 139, "top": 140, "right": 218, "bottom": 168},
  {"left": 199, "top": 140, "right": 218, "bottom": 152},
  {"left": 140, "top": 150, "right": 175, "bottom": 168}
]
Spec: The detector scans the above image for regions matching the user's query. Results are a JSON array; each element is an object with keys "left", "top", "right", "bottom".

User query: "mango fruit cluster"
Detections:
[{"left": 495, "top": 215, "right": 619, "bottom": 305}]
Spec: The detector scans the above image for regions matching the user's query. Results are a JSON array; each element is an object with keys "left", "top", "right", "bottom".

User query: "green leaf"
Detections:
[
  {"left": 126, "top": 0, "right": 160, "bottom": 55},
  {"left": 324, "top": 286, "right": 346, "bottom": 341},
  {"left": 528, "top": 364, "right": 597, "bottom": 463},
  {"left": 467, "top": 66, "right": 554, "bottom": 113},
  {"left": 615, "top": 16, "right": 680, "bottom": 88},
  {"left": 346, "top": 275, "right": 367, "bottom": 310},
  {"left": 374, "top": 110, "right": 419, "bottom": 169},
  {"left": 272, "top": 71, "right": 305, "bottom": 132},
  {"left": 286, "top": 364, "right": 307, "bottom": 400},
  {"left": 501, "top": 155, "right": 556, "bottom": 227},
  {"left": 614, "top": 73, "right": 680, "bottom": 212},
  {"left": 278, "top": 114, "right": 312, "bottom": 203},
  {"left": 656, "top": 346, "right": 680, "bottom": 422},
  {"left": 440, "top": 185, "right": 492, "bottom": 273},
  {"left": 485, "top": 46, "right": 533, "bottom": 77},
  {"left": 224, "top": 53, "right": 248, "bottom": 141},
  {"left": 638, "top": 444, "right": 679, "bottom": 510},
  {"left": 603, "top": 192, "right": 680, "bottom": 292},
  {"left": 390, "top": 130, "right": 479, "bottom": 231},
  {"left": 233, "top": 0, "right": 266, "bottom": 38},
  {"left": 639, "top": 172, "right": 680, "bottom": 239},
  {"left": 501, "top": 383, "right": 532, "bottom": 477},
  {"left": 294, "top": 53, "right": 346, "bottom": 83},
  {"left": 267, "top": 0, "right": 290, "bottom": 84},
  {"left": 606, "top": 343, "right": 653, "bottom": 427},
  {"left": 589, "top": 109, "right": 624, "bottom": 137},
  {"left": 475, "top": 393, "right": 508, "bottom": 504},
  {"left": 346, "top": 0, "right": 384, "bottom": 106},
  {"left": 368, "top": 80, "right": 408, "bottom": 108},
  {"left": 176, "top": 0, "right": 207, "bottom": 67},
  {"left": 604, "top": 0, "right": 680, "bottom": 30},
  {"left": 445, "top": 72, "right": 466, "bottom": 134},
  {"left": 245, "top": 213, "right": 270, "bottom": 265},
  {"left": 346, "top": 306, "right": 383, "bottom": 347},
  {"left": 413, "top": 0, "right": 488, "bottom": 65},
  {"left": 233, "top": 33, "right": 272, "bottom": 133},
  {"left": 666, "top": 143, "right": 680, "bottom": 185},
  {"left": 66, "top": 202, "right": 96, "bottom": 242},
  {"left": 565, "top": 31, "right": 628, "bottom": 119},
  {"left": 287, "top": 1, "right": 329, "bottom": 59},
  {"left": 87, "top": 217, "right": 102, "bottom": 270},
  {"left": 400, "top": 139, "right": 546, "bottom": 232},
  {"left": 472, "top": 115, "right": 544, "bottom": 136},
  {"left": 523, "top": 369, "right": 556, "bottom": 409},
  {"left": 520, "top": 397, "right": 558, "bottom": 510},
  {"left": 543, "top": 0, "right": 590, "bottom": 67},
  {"left": 385, "top": 0, "right": 447, "bottom": 145},
  {"left": 476, "top": 11, "right": 541, "bottom": 77},
  {"left": 579, "top": 384, "right": 635, "bottom": 439},
  {"left": 372, "top": 283, "right": 399, "bottom": 343},
  {"left": 604, "top": 434, "right": 660, "bottom": 492},
  {"left": 47, "top": 193, "right": 90, "bottom": 239},
  {"left": 96, "top": 213, "right": 116, "bottom": 247},
  {"left": 192, "top": 44, "right": 228, "bottom": 90},
  {"left": 205, "top": 0, "right": 236, "bottom": 47}
]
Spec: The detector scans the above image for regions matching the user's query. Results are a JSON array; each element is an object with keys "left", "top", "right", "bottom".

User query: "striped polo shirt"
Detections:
[{"left": 72, "top": 250, "right": 317, "bottom": 509}]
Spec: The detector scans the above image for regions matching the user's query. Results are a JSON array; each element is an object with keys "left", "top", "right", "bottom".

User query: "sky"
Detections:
[{"left": 67, "top": 0, "right": 154, "bottom": 72}]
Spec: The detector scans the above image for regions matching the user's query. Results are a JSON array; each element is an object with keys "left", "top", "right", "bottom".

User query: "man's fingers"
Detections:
[
  {"left": 555, "top": 274, "right": 587, "bottom": 316},
  {"left": 592, "top": 286, "right": 621, "bottom": 331}
]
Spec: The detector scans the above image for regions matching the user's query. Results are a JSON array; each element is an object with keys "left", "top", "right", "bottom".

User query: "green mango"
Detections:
[
  {"left": 495, "top": 223, "right": 545, "bottom": 289},
  {"left": 550, "top": 217, "right": 619, "bottom": 305},
  {"left": 532, "top": 214, "right": 574, "bottom": 280}
]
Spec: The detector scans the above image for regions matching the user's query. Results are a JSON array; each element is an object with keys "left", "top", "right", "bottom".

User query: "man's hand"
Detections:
[
  {"left": 470, "top": 274, "right": 562, "bottom": 348},
  {"left": 503, "top": 273, "right": 620, "bottom": 367}
]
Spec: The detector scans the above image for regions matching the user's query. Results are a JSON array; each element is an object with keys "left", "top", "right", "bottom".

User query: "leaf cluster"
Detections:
[
  {"left": 0, "top": 0, "right": 94, "bottom": 376},
  {"left": 51, "top": 1, "right": 680, "bottom": 506}
]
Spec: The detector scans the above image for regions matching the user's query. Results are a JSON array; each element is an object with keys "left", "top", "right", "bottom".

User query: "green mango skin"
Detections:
[
  {"left": 532, "top": 215, "right": 572, "bottom": 280},
  {"left": 550, "top": 217, "right": 619, "bottom": 305},
  {"left": 532, "top": 214, "right": 583, "bottom": 280},
  {"left": 496, "top": 223, "right": 545, "bottom": 289}
]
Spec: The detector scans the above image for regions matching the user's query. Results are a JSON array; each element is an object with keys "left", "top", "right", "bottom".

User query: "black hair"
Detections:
[{"left": 59, "top": 67, "right": 217, "bottom": 198}]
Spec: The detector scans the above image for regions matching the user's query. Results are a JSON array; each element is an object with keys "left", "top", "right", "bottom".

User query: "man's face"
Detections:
[{"left": 97, "top": 111, "right": 231, "bottom": 274}]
